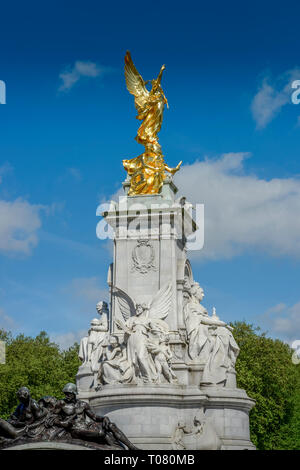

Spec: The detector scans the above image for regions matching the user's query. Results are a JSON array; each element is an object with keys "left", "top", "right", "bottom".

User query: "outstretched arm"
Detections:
[
  {"left": 165, "top": 161, "right": 182, "bottom": 175},
  {"left": 84, "top": 403, "right": 110, "bottom": 427},
  {"left": 156, "top": 64, "right": 166, "bottom": 86},
  {"left": 201, "top": 317, "right": 226, "bottom": 327}
]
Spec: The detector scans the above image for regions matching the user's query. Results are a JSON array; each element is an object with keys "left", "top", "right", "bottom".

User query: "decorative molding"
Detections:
[{"left": 131, "top": 239, "right": 157, "bottom": 274}]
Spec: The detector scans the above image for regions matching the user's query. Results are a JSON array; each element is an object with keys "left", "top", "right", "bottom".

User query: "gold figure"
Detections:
[{"left": 123, "top": 51, "right": 182, "bottom": 195}]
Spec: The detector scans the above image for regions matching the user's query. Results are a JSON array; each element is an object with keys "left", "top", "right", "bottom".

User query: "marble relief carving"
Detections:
[
  {"left": 131, "top": 239, "right": 156, "bottom": 274},
  {"left": 172, "top": 409, "right": 221, "bottom": 450},
  {"left": 79, "top": 275, "right": 241, "bottom": 390},
  {"left": 94, "top": 284, "right": 178, "bottom": 386},
  {"left": 79, "top": 301, "right": 109, "bottom": 376},
  {"left": 183, "top": 280, "right": 240, "bottom": 387}
]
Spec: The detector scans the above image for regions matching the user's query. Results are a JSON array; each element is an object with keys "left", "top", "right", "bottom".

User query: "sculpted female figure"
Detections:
[
  {"left": 184, "top": 283, "right": 226, "bottom": 362},
  {"left": 79, "top": 302, "right": 108, "bottom": 366},
  {"left": 123, "top": 51, "right": 181, "bottom": 195},
  {"left": 113, "top": 283, "right": 174, "bottom": 384},
  {"left": 201, "top": 322, "right": 240, "bottom": 387},
  {"left": 98, "top": 335, "right": 132, "bottom": 386},
  {"left": 119, "top": 303, "right": 157, "bottom": 383}
]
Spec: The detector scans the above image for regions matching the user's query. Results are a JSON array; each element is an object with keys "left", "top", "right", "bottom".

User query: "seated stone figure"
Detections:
[
  {"left": 98, "top": 335, "right": 132, "bottom": 386},
  {"left": 0, "top": 386, "right": 47, "bottom": 441},
  {"left": 184, "top": 283, "right": 227, "bottom": 362}
]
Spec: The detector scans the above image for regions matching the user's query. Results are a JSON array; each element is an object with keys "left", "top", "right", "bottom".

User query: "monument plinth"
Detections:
[{"left": 76, "top": 180, "right": 255, "bottom": 450}]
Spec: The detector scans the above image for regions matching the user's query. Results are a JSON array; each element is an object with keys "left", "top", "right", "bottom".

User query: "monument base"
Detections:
[
  {"left": 1, "top": 439, "right": 121, "bottom": 451},
  {"left": 78, "top": 384, "right": 256, "bottom": 450}
]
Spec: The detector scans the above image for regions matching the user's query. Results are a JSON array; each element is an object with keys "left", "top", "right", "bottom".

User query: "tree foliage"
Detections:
[
  {"left": 0, "top": 324, "right": 299, "bottom": 449},
  {"left": 0, "top": 329, "right": 80, "bottom": 419},
  {"left": 232, "top": 321, "right": 300, "bottom": 450},
  {"left": 275, "top": 371, "right": 300, "bottom": 450}
]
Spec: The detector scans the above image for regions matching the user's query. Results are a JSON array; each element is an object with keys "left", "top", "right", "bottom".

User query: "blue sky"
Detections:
[{"left": 1, "top": 0, "right": 300, "bottom": 348}]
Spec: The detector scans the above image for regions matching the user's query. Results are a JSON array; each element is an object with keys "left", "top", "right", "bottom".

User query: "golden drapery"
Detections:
[{"left": 123, "top": 51, "right": 181, "bottom": 195}]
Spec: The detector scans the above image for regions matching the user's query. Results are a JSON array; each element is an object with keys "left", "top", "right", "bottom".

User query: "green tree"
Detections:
[
  {"left": 0, "top": 329, "right": 80, "bottom": 419},
  {"left": 232, "top": 321, "right": 299, "bottom": 450},
  {"left": 1, "top": 324, "right": 299, "bottom": 450},
  {"left": 275, "top": 368, "right": 300, "bottom": 450}
]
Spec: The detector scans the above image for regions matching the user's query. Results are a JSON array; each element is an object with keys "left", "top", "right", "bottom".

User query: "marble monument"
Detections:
[{"left": 76, "top": 52, "right": 256, "bottom": 450}]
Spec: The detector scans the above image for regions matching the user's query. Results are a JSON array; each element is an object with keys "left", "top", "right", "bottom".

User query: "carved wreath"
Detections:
[{"left": 131, "top": 239, "right": 157, "bottom": 274}]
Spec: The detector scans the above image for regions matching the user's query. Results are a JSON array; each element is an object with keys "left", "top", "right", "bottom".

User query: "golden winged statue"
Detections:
[{"left": 123, "top": 51, "right": 182, "bottom": 195}]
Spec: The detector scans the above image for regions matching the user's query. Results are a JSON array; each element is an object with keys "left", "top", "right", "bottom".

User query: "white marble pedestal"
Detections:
[
  {"left": 77, "top": 177, "right": 256, "bottom": 450},
  {"left": 78, "top": 384, "right": 255, "bottom": 450}
]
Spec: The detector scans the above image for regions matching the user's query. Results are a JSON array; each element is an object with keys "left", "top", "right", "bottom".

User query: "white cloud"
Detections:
[
  {"left": 51, "top": 278, "right": 109, "bottom": 349},
  {"left": 0, "top": 166, "right": 48, "bottom": 256},
  {"left": 44, "top": 201, "right": 65, "bottom": 217},
  {"left": 251, "top": 68, "right": 300, "bottom": 129},
  {"left": 55, "top": 278, "right": 108, "bottom": 347},
  {"left": 174, "top": 153, "right": 300, "bottom": 260},
  {"left": 51, "top": 329, "right": 87, "bottom": 350},
  {"left": 267, "top": 303, "right": 287, "bottom": 314},
  {"left": 64, "top": 277, "right": 108, "bottom": 304},
  {"left": 58, "top": 60, "right": 111, "bottom": 92},
  {"left": 0, "top": 198, "right": 43, "bottom": 255},
  {"left": 0, "top": 307, "right": 16, "bottom": 330},
  {"left": 40, "top": 231, "right": 97, "bottom": 259},
  {"left": 260, "top": 302, "right": 300, "bottom": 343},
  {"left": 68, "top": 167, "right": 82, "bottom": 182},
  {"left": 0, "top": 162, "right": 13, "bottom": 184}
]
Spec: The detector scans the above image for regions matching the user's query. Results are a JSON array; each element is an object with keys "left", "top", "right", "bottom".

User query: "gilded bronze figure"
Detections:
[{"left": 123, "top": 51, "right": 182, "bottom": 195}]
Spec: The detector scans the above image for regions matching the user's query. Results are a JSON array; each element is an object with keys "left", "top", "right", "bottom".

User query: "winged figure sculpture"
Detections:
[
  {"left": 112, "top": 283, "right": 174, "bottom": 383},
  {"left": 123, "top": 51, "right": 182, "bottom": 195},
  {"left": 113, "top": 282, "right": 172, "bottom": 332}
]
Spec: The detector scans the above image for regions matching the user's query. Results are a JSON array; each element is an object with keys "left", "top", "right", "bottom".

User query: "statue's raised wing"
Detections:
[
  {"left": 149, "top": 283, "right": 172, "bottom": 320},
  {"left": 113, "top": 286, "right": 136, "bottom": 323},
  {"left": 125, "top": 51, "right": 149, "bottom": 111}
]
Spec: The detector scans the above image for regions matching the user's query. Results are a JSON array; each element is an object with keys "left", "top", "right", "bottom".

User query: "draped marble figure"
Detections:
[
  {"left": 78, "top": 302, "right": 109, "bottom": 378},
  {"left": 184, "top": 282, "right": 240, "bottom": 387},
  {"left": 112, "top": 283, "right": 176, "bottom": 384},
  {"left": 201, "top": 323, "right": 240, "bottom": 386},
  {"left": 98, "top": 335, "right": 132, "bottom": 386},
  {"left": 184, "top": 282, "right": 227, "bottom": 362}
]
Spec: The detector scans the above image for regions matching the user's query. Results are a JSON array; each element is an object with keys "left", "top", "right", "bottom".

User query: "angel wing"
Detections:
[
  {"left": 149, "top": 283, "right": 172, "bottom": 320},
  {"left": 124, "top": 51, "right": 149, "bottom": 111},
  {"left": 113, "top": 286, "right": 136, "bottom": 323}
]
